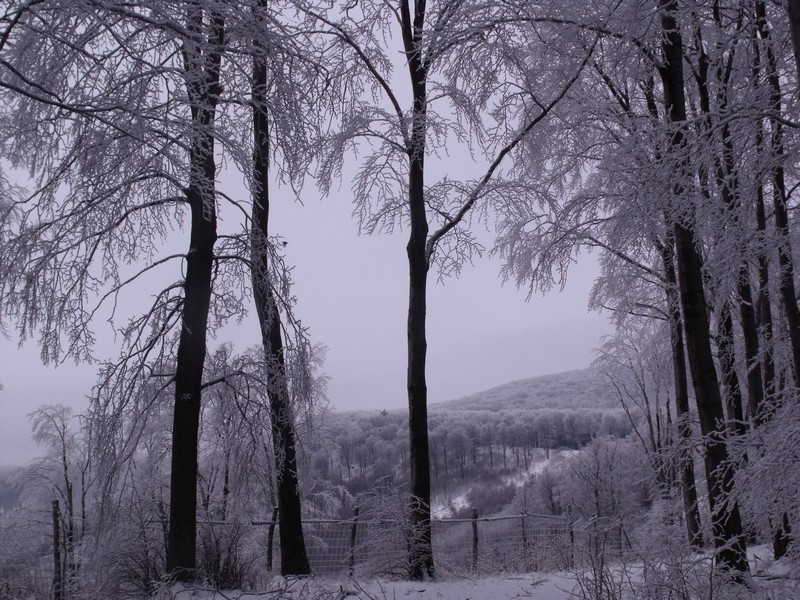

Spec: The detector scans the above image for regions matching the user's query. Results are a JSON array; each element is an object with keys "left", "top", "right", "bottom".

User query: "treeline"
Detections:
[{"left": 302, "top": 406, "right": 631, "bottom": 497}]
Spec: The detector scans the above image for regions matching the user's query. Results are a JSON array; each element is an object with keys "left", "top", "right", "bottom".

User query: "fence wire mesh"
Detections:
[
  {"left": 1, "top": 509, "right": 630, "bottom": 596},
  {"left": 250, "top": 512, "right": 575, "bottom": 577},
  {"left": 0, "top": 509, "right": 57, "bottom": 600}
]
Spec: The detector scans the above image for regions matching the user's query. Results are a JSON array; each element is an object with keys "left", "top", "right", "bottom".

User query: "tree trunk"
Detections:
[
  {"left": 692, "top": 19, "right": 764, "bottom": 422},
  {"left": 658, "top": 0, "right": 748, "bottom": 573},
  {"left": 755, "top": 182, "right": 775, "bottom": 412},
  {"left": 166, "top": 9, "right": 223, "bottom": 580},
  {"left": 401, "top": 0, "right": 434, "bottom": 580},
  {"left": 64, "top": 480, "right": 75, "bottom": 592},
  {"left": 787, "top": 0, "right": 800, "bottom": 91},
  {"left": 406, "top": 151, "right": 434, "bottom": 579},
  {"left": 52, "top": 500, "right": 63, "bottom": 600},
  {"left": 718, "top": 303, "right": 746, "bottom": 435},
  {"left": 251, "top": 8, "right": 311, "bottom": 575},
  {"left": 750, "top": 23, "right": 800, "bottom": 559},
  {"left": 660, "top": 240, "right": 703, "bottom": 548},
  {"left": 756, "top": 0, "right": 800, "bottom": 384}
]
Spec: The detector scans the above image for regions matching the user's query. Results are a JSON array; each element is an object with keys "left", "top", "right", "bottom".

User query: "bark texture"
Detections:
[
  {"left": 660, "top": 241, "right": 703, "bottom": 548},
  {"left": 166, "top": 9, "right": 223, "bottom": 580},
  {"left": 755, "top": 1, "right": 800, "bottom": 385},
  {"left": 658, "top": 0, "right": 748, "bottom": 573},
  {"left": 251, "top": 8, "right": 311, "bottom": 575},
  {"left": 401, "top": 0, "right": 434, "bottom": 579}
]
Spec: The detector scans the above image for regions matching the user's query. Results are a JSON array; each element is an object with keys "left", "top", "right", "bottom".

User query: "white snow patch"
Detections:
[{"left": 432, "top": 492, "right": 470, "bottom": 518}]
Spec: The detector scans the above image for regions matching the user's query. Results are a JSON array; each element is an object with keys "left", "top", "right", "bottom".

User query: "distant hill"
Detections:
[
  {"left": 308, "top": 366, "right": 629, "bottom": 503},
  {"left": 433, "top": 368, "right": 618, "bottom": 412}
]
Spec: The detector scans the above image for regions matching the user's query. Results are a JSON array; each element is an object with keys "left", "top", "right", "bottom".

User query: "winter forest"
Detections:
[{"left": 1, "top": 0, "right": 800, "bottom": 598}]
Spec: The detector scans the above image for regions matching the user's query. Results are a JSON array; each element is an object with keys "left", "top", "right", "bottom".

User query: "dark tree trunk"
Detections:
[
  {"left": 221, "top": 454, "right": 229, "bottom": 522},
  {"left": 400, "top": 0, "right": 434, "bottom": 580},
  {"left": 787, "top": 0, "right": 800, "bottom": 90},
  {"left": 756, "top": 1, "right": 800, "bottom": 384},
  {"left": 660, "top": 239, "right": 703, "bottom": 548},
  {"left": 52, "top": 500, "right": 63, "bottom": 600},
  {"left": 166, "top": 9, "right": 223, "bottom": 581},
  {"left": 64, "top": 480, "right": 75, "bottom": 591},
  {"left": 406, "top": 148, "right": 434, "bottom": 579},
  {"left": 755, "top": 181, "right": 775, "bottom": 411},
  {"left": 692, "top": 19, "right": 764, "bottom": 422},
  {"left": 754, "top": 4, "right": 800, "bottom": 556},
  {"left": 751, "top": 29, "right": 775, "bottom": 416},
  {"left": 718, "top": 303, "right": 746, "bottom": 435},
  {"left": 251, "top": 7, "right": 311, "bottom": 575},
  {"left": 738, "top": 278, "right": 764, "bottom": 418},
  {"left": 774, "top": 512, "right": 792, "bottom": 561},
  {"left": 673, "top": 222, "right": 747, "bottom": 572},
  {"left": 658, "top": 0, "right": 748, "bottom": 573}
]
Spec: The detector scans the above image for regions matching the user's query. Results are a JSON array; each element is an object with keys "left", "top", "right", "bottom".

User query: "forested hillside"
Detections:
[
  {"left": 438, "top": 368, "right": 619, "bottom": 411},
  {"left": 301, "top": 369, "right": 631, "bottom": 514}
]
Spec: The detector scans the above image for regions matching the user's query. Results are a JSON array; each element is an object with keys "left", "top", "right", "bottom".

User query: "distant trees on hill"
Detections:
[{"left": 302, "top": 404, "right": 632, "bottom": 499}]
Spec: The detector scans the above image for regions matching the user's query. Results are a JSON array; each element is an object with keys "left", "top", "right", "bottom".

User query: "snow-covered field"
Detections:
[
  {"left": 156, "top": 573, "right": 581, "bottom": 600},
  {"left": 148, "top": 544, "right": 800, "bottom": 600},
  {"left": 153, "top": 559, "right": 800, "bottom": 600}
]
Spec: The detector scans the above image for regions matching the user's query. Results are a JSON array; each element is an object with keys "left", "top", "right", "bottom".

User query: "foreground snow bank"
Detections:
[
  {"left": 156, "top": 573, "right": 577, "bottom": 600},
  {"left": 152, "top": 559, "right": 800, "bottom": 600}
]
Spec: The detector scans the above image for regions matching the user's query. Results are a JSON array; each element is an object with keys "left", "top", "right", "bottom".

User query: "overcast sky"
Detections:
[
  {"left": 0, "top": 5, "right": 617, "bottom": 469},
  {"left": 0, "top": 187, "right": 610, "bottom": 467}
]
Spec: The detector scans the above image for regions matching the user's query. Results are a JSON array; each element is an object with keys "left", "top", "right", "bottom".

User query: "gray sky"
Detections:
[
  {"left": 0, "top": 189, "right": 610, "bottom": 467},
  {"left": 0, "top": 8, "right": 614, "bottom": 468}
]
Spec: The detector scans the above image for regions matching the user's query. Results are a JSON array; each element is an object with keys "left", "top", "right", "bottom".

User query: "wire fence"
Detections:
[
  {"left": 0, "top": 508, "right": 628, "bottom": 597},
  {"left": 0, "top": 509, "right": 55, "bottom": 599},
  {"left": 241, "top": 511, "right": 624, "bottom": 577}
]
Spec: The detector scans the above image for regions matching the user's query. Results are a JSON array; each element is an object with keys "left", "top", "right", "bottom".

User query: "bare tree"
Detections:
[
  {"left": 0, "top": 1, "right": 229, "bottom": 579},
  {"left": 27, "top": 405, "right": 93, "bottom": 596},
  {"left": 312, "top": 1, "right": 596, "bottom": 577}
]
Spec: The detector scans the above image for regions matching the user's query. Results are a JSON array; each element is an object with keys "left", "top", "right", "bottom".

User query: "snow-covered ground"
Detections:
[
  {"left": 153, "top": 568, "right": 800, "bottom": 600},
  {"left": 156, "top": 573, "right": 578, "bottom": 600},
  {"left": 151, "top": 545, "right": 800, "bottom": 600}
]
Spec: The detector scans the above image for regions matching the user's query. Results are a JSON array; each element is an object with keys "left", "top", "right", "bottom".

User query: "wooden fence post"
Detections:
[
  {"left": 52, "top": 500, "right": 62, "bottom": 600},
  {"left": 349, "top": 506, "right": 360, "bottom": 576},
  {"left": 520, "top": 514, "right": 529, "bottom": 554},
  {"left": 567, "top": 507, "right": 575, "bottom": 569},
  {"left": 471, "top": 508, "right": 478, "bottom": 571},
  {"left": 266, "top": 507, "right": 279, "bottom": 572},
  {"left": 521, "top": 492, "right": 530, "bottom": 564}
]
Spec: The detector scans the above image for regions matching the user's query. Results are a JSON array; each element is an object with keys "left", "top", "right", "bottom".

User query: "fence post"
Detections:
[
  {"left": 52, "top": 500, "right": 62, "bottom": 600},
  {"left": 567, "top": 507, "right": 574, "bottom": 569},
  {"left": 471, "top": 508, "right": 478, "bottom": 571},
  {"left": 520, "top": 511, "right": 530, "bottom": 568},
  {"left": 520, "top": 489, "right": 530, "bottom": 564},
  {"left": 349, "top": 506, "right": 360, "bottom": 576},
  {"left": 266, "top": 507, "right": 279, "bottom": 572}
]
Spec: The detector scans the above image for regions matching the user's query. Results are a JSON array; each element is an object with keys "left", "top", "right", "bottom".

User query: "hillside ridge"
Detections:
[
  {"left": 433, "top": 367, "right": 612, "bottom": 411},
  {"left": 334, "top": 366, "right": 618, "bottom": 417}
]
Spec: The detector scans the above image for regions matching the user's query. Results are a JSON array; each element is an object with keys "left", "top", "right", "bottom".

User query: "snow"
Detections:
[
  {"left": 156, "top": 573, "right": 578, "bottom": 600},
  {"left": 432, "top": 450, "right": 577, "bottom": 518},
  {"left": 334, "top": 574, "right": 575, "bottom": 599},
  {"left": 148, "top": 546, "right": 800, "bottom": 600},
  {"left": 432, "top": 492, "right": 470, "bottom": 519}
]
